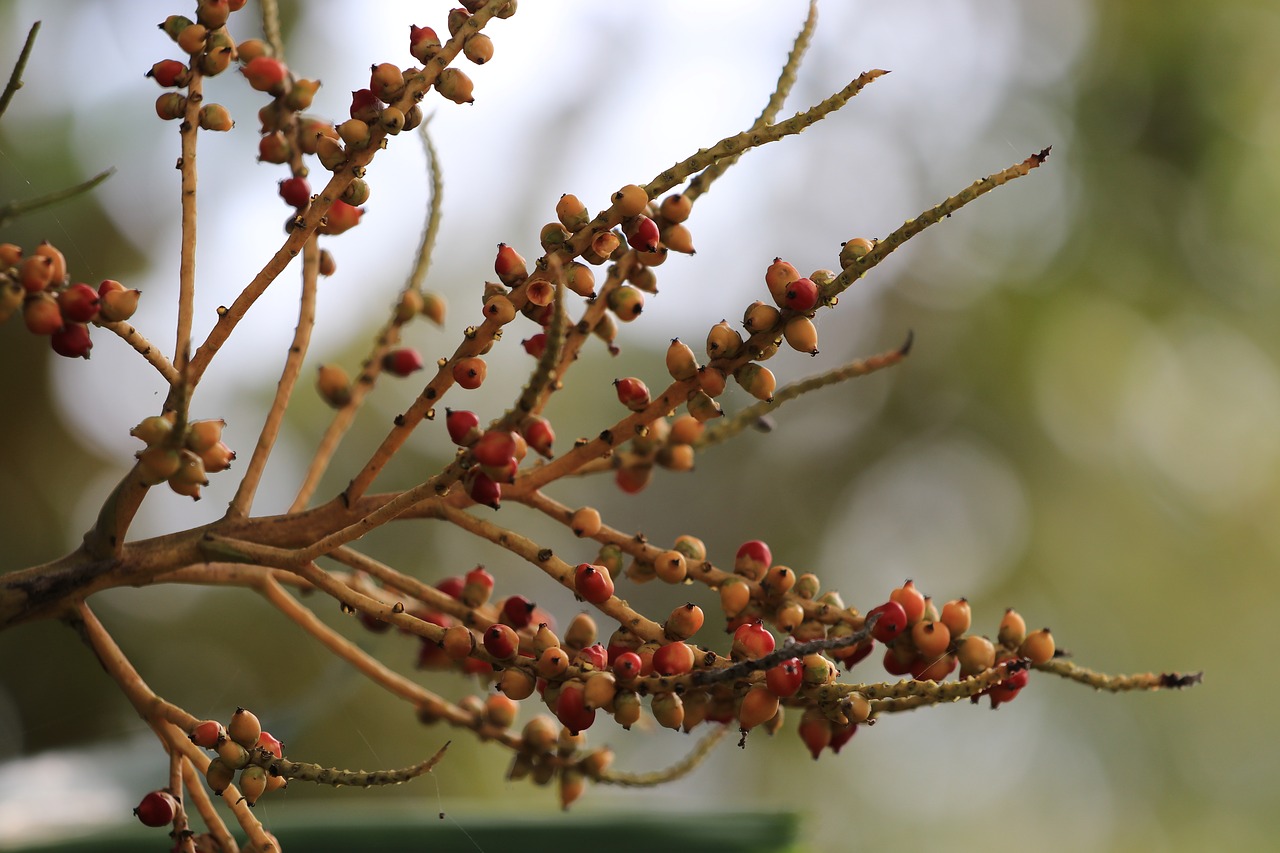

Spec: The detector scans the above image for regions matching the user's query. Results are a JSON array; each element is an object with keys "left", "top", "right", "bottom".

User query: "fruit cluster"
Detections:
[
  {"left": 129, "top": 413, "right": 235, "bottom": 500},
  {"left": 0, "top": 241, "right": 139, "bottom": 358}
]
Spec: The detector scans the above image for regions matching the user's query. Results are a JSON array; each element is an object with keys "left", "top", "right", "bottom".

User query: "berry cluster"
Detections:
[
  {"left": 129, "top": 413, "right": 235, "bottom": 500},
  {"left": 0, "top": 241, "right": 138, "bottom": 358}
]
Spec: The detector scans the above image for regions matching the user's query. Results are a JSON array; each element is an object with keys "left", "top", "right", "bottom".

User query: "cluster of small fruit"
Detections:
[
  {"left": 129, "top": 413, "right": 235, "bottom": 499},
  {"left": 0, "top": 241, "right": 139, "bottom": 358},
  {"left": 188, "top": 708, "right": 285, "bottom": 807},
  {"left": 151, "top": 2, "right": 241, "bottom": 131}
]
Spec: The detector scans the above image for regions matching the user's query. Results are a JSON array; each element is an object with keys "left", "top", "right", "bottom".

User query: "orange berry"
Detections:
[
  {"left": 940, "top": 598, "right": 971, "bottom": 637},
  {"left": 1019, "top": 628, "right": 1056, "bottom": 665},
  {"left": 911, "top": 620, "right": 951, "bottom": 659},
  {"left": 998, "top": 608, "right": 1027, "bottom": 648},
  {"left": 737, "top": 686, "right": 779, "bottom": 731}
]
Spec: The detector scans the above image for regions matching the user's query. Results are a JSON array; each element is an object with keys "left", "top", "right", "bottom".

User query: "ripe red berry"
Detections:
[
  {"left": 555, "top": 683, "right": 596, "bottom": 736},
  {"left": 764, "top": 257, "right": 800, "bottom": 304},
  {"left": 472, "top": 429, "right": 517, "bottom": 468},
  {"left": 483, "top": 623, "right": 519, "bottom": 659},
  {"left": 612, "top": 651, "right": 643, "bottom": 682},
  {"left": 734, "top": 540, "right": 772, "bottom": 581},
  {"left": 522, "top": 416, "right": 555, "bottom": 458},
  {"left": 318, "top": 199, "right": 363, "bottom": 235},
  {"left": 783, "top": 276, "right": 819, "bottom": 311},
  {"left": 522, "top": 333, "right": 547, "bottom": 358},
  {"left": 189, "top": 719, "right": 225, "bottom": 749},
  {"left": 255, "top": 730, "right": 284, "bottom": 759},
  {"left": 147, "top": 59, "right": 191, "bottom": 88},
  {"left": 57, "top": 283, "right": 100, "bottom": 323},
  {"left": 574, "top": 564, "right": 615, "bottom": 605},
  {"left": 51, "top": 323, "right": 93, "bottom": 359},
  {"left": 278, "top": 176, "right": 311, "bottom": 209},
  {"left": 445, "top": 409, "right": 482, "bottom": 446},
  {"left": 382, "top": 347, "right": 424, "bottom": 377},
  {"left": 829, "top": 720, "right": 858, "bottom": 754},
  {"left": 798, "top": 708, "right": 832, "bottom": 760},
  {"left": 613, "top": 377, "right": 650, "bottom": 411},
  {"left": 134, "top": 790, "right": 177, "bottom": 827},
  {"left": 467, "top": 469, "right": 501, "bottom": 509},
  {"left": 731, "top": 621, "right": 775, "bottom": 660},
  {"left": 652, "top": 641, "right": 695, "bottom": 676},
  {"left": 501, "top": 595, "right": 536, "bottom": 629},
  {"left": 765, "top": 657, "right": 804, "bottom": 698},
  {"left": 624, "top": 215, "right": 661, "bottom": 252},
  {"left": 494, "top": 243, "right": 527, "bottom": 286},
  {"left": 867, "top": 600, "right": 908, "bottom": 643}
]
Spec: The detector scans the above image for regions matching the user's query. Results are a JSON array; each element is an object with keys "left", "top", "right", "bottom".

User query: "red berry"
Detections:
[
  {"left": 829, "top": 720, "right": 858, "bottom": 754},
  {"left": 652, "top": 641, "right": 695, "bottom": 676},
  {"left": 382, "top": 347, "right": 424, "bottom": 377},
  {"left": 867, "top": 600, "right": 908, "bottom": 643},
  {"left": 134, "top": 790, "right": 177, "bottom": 827},
  {"left": 318, "top": 199, "right": 364, "bottom": 235},
  {"left": 409, "top": 25, "right": 441, "bottom": 64},
  {"left": 612, "top": 651, "right": 643, "bottom": 682},
  {"left": 483, "top": 623, "right": 519, "bottom": 659},
  {"left": 614, "top": 377, "right": 650, "bottom": 411},
  {"left": 453, "top": 356, "right": 487, "bottom": 390},
  {"left": 435, "top": 576, "right": 465, "bottom": 600},
  {"left": 461, "top": 566, "right": 494, "bottom": 607},
  {"left": 147, "top": 59, "right": 190, "bottom": 88},
  {"left": 240, "top": 56, "right": 288, "bottom": 92},
  {"left": 522, "top": 333, "right": 547, "bottom": 358},
  {"left": 189, "top": 719, "right": 224, "bottom": 749},
  {"left": 472, "top": 429, "right": 517, "bottom": 468},
  {"left": 765, "top": 657, "right": 804, "bottom": 698},
  {"left": 734, "top": 540, "right": 772, "bottom": 581},
  {"left": 51, "top": 323, "right": 93, "bottom": 359},
  {"left": 255, "top": 731, "right": 283, "bottom": 759},
  {"left": 882, "top": 646, "right": 915, "bottom": 676},
  {"left": 494, "top": 243, "right": 527, "bottom": 286},
  {"left": 624, "top": 215, "right": 660, "bottom": 252},
  {"left": 555, "top": 682, "right": 596, "bottom": 735},
  {"left": 501, "top": 595, "right": 536, "bottom": 629},
  {"left": 731, "top": 621, "right": 776, "bottom": 660},
  {"left": 798, "top": 708, "right": 832, "bottom": 760},
  {"left": 574, "top": 563, "right": 615, "bottom": 605},
  {"left": 278, "top": 176, "right": 311, "bottom": 209},
  {"left": 575, "top": 643, "right": 608, "bottom": 671},
  {"left": 783, "top": 276, "right": 819, "bottom": 311},
  {"left": 446, "top": 409, "right": 482, "bottom": 446},
  {"left": 349, "top": 88, "right": 382, "bottom": 122},
  {"left": 57, "top": 283, "right": 100, "bottom": 323},
  {"left": 522, "top": 416, "right": 555, "bottom": 458},
  {"left": 467, "top": 470, "right": 501, "bottom": 509}
]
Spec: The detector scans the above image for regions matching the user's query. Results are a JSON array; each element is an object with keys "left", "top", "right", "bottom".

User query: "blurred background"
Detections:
[{"left": 0, "top": 0, "right": 1274, "bottom": 850}]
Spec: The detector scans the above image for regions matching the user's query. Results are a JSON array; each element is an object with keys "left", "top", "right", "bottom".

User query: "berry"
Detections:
[
  {"left": 1019, "top": 628, "right": 1056, "bottom": 665},
  {"left": 461, "top": 566, "right": 494, "bottom": 607},
  {"left": 783, "top": 315, "right": 819, "bottom": 355},
  {"left": 147, "top": 59, "right": 190, "bottom": 88},
  {"left": 782, "top": 277, "right": 819, "bottom": 311},
  {"left": 867, "top": 600, "right": 908, "bottom": 643},
  {"left": 382, "top": 347, "right": 424, "bottom": 377},
  {"left": 555, "top": 684, "right": 595, "bottom": 736},
  {"left": 734, "top": 540, "right": 771, "bottom": 581},
  {"left": 940, "top": 598, "right": 972, "bottom": 637},
  {"left": 369, "top": 62, "right": 404, "bottom": 102},
  {"left": 798, "top": 708, "right": 833, "bottom": 760},
  {"left": 764, "top": 257, "right": 800, "bottom": 304},
  {"left": 613, "top": 377, "right": 650, "bottom": 411},
  {"left": 659, "top": 193, "right": 692, "bottom": 223},
  {"left": 134, "top": 790, "right": 177, "bottom": 827},
  {"left": 911, "top": 620, "right": 951, "bottom": 659},
  {"left": 189, "top": 719, "right": 225, "bottom": 749},
  {"left": 467, "top": 470, "right": 501, "bottom": 509},
  {"left": 51, "top": 323, "right": 92, "bottom": 359},
  {"left": 445, "top": 409, "right": 482, "bottom": 446},
  {"left": 18, "top": 255, "right": 54, "bottom": 292},
  {"left": 255, "top": 731, "right": 283, "bottom": 759},
  {"left": 227, "top": 707, "right": 262, "bottom": 748},
  {"left": 23, "top": 292, "right": 63, "bottom": 335},
  {"left": 829, "top": 720, "right": 858, "bottom": 754},
  {"left": 494, "top": 243, "right": 527, "bottom": 286},
  {"left": 743, "top": 300, "right": 781, "bottom": 334},
  {"left": 522, "top": 416, "right": 555, "bottom": 458},
  {"left": 409, "top": 25, "right": 441, "bottom": 64},
  {"left": 737, "top": 686, "right": 779, "bottom": 731},
  {"left": 651, "top": 693, "right": 685, "bottom": 730},
  {"left": 570, "top": 506, "right": 602, "bottom": 538},
  {"left": 453, "top": 356, "right": 487, "bottom": 389},
  {"left": 664, "top": 603, "right": 704, "bottom": 640},
  {"left": 278, "top": 177, "right": 311, "bottom": 209},
  {"left": 501, "top": 595, "right": 536, "bottom": 629},
  {"left": 706, "top": 320, "right": 743, "bottom": 359},
  {"left": 241, "top": 56, "right": 288, "bottom": 93},
  {"left": 435, "top": 67, "right": 475, "bottom": 104},
  {"left": 575, "top": 643, "right": 609, "bottom": 670},
  {"left": 652, "top": 641, "right": 695, "bottom": 676},
  {"left": 606, "top": 284, "right": 644, "bottom": 321},
  {"left": 889, "top": 580, "right": 927, "bottom": 624},
  {"left": 238, "top": 765, "right": 268, "bottom": 807},
  {"left": 97, "top": 281, "right": 140, "bottom": 322},
  {"left": 731, "top": 621, "right": 775, "bottom": 660},
  {"left": 719, "top": 578, "right": 751, "bottom": 619},
  {"left": 998, "top": 608, "right": 1027, "bottom": 648},
  {"left": 612, "top": 651, "right": 643, "bottom": 682},
  {"left": 537, "top": 646, "right": 570, "bottom": 679},
  {"left": 522, "top": 333, "right": 548, "bottom": 358},
  {"left": 624, "top": 215, "right": 660, "bottom": 252},
  {"left": 765, "top": 658, "right": 804, "bottom": 698},
  {"left": 472, "top": 429, "right": 517, "bottom": 468},
  {"left": 155, "top": 92, "right": 187, "bottom": 120},
  {"left": 733, "top": 363, "right": 776, "bottom": 402},
  {"left": 574, "top": 563, "right": 615, "bottom": 605},
  {"left": 612, "top": 184, "right": 649, "bottom": 218},
  {"left": 483, "top": 624, "right": 519, "bottom": 660},
  {"left": 318, "top": 200, "right": 364, "bottom": 235},
  {"left": 957, "top": 634, "right": 997, "bottom": 677},
  {"left": 653, "top": 549, "right": 688, "bottom": 584},
  {"left": 316, "top": 364, "right": 351, "bottom": 407},
  {"left": 665, "top": 338, "right": 698, "bottom": 381},
  {"left": 198, "top": 103, "right": 234, "bottom": 132}
]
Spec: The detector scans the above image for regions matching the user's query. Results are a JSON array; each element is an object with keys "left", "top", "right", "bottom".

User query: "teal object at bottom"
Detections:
[{"left": 14, "top": 808, "right": 799, "bottom": 853}]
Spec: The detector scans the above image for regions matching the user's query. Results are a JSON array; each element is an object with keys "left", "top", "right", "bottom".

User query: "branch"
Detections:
[{"left": 0, "top": 168, "right": 115, "bottom": 228}]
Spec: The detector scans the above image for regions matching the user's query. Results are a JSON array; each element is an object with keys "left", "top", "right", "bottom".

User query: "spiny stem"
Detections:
[
  {"left": 260, "top": 0, "right": 285, "bottom": 61},
  {"left": 256, "top": 742, "right": 450, "bottom": 788},
  {"left": 645, "top": 69, "right": 888, "bottom": 202},
  {"left": 1037, "top": 659, "right": 1204, "bottom": 692},
  {"left": 827, "top": 148, "right": 1051, "bottom": 301},
  {"left": 686, "top": 0, "right": 817, "bottom": 202},
  {"left": 0, "top": 168, "right": 115, "bottom": 228},
  {"left": 597, "top": 724, "right": 729, "bottom": 787},
  {"left": 698, "top": 334, "right": 913, "bottom": 449},
  {"left": 228, "top": 237, "right": 320, "bottom": 519}
]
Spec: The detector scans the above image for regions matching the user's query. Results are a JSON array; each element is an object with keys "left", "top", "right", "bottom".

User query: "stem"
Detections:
[
  {"left": 0, "top": 168, "right": 115, "bottom": 228},
  {"left": 174, "top": 69, "right": 203, "bottom": 380},
  {"left": 96, "top": 318, "right": 178, "bottom": 383},
  {"left": 227, "top": 238, "right": 319, "bottom": 518},
  {"left": 0, "top": 21, "right": 39, "bottom": 121}
]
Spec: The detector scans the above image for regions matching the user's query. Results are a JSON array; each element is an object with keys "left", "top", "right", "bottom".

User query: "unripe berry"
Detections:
[
  {"left": 613, "top": 690, "right": 642, "bottom": 729},
  {"left": 720, "top": 578, "right": 751, "bottom": 619},
  {"left": 889, "top": 580, "right": 927, "bottom": 624},
  {"left": 315, "top": 135, "right": 346, "bottom": 171},
  {"left": 802, "top": 652, "right": 836, "bottom": 686},
  {"left": 743, "top": 300, "right": 781, "bottom": 334},
  {"left": 940, "top": 598, "right": 971, "bottom": 637},
  {"left": 463, "top": 32, "right": 494, "bottom": 64},
  {"left": 998, "top": 608, "right": 1027, "bottom": 648},
  {"left": 652, "top": 641, "right": 695, "bottom": 676},
  {"left": 606, "top": 284, "right": 644, "bottom": 321},
  {"left": 867, "top": 600, "right": 908, "bottom": 643},
  {"left": 774, "top": 601, "right": 804, "bottom": 634},
  {"left": 316, "top": 364, "right": 351, "bottom": 407},
  {"left": 97, "top": 281, "right": 140, "bottom": 322},
  {"left": 565, "top": 262, "right": 596, "bottom": 298},
  {"left": 665, "top": 338, "right": 698, "bottom": 381},
  {"left": 565, "top": 613, "right": 598, "bottom": 651},
  {"left": 134, "top": 790, "right": 177, "bottom": 827},
  {"left": 205, "top": 758, "right": 234, "bottom": 794},
  {"left": 794, "top": 573, "right": 821, "bottom": 600},
  {"left": 783, "top": 315, "right": 819, "bottom": 355},
  {"left": 500, "top": 667, "right": 536, "bottom": 700},
  {"left": 453, "top": 356, "right": 487, "bottom": 389},
  {"left": 216, "top": 737, "right": 250, "bottom": 770},
  {"left": 612, "top": 184, "right": 648, "bottom": 218},
  {"left": 382, "top": 347, "right": 424, "bottom": 377},
  {"left": 706, "top": 320, "right": 743, "bottom": 359},
  {"left": 537, "top": 646, "right": 570, "bottom": 679},
  {"left": 659, "top": 193, "right": 692, "bottom": 223},
  {"left": 136, "top": 446, "right": 182, "bottom": 485},
  {"left": 155, "top": 92, "right": 187, "bottom": 120},
  {"left": 555, "top": 193, "right": 589, "bottom": 230},
  {"left": 441, "top": 624, "right": 476, "bottom": 660},
  {"left": 318, "top": 200, "right": 363, "bottom": 235},
  {"left": 238, "top": 765, "right": 268, "bottom": 807},
  {"left": 241, "top": 56, "right": 288, "bottom": 93},
  {"left": 613, "top": 377, "right": 650, "bottom": 411},
  {"left": 461, "top": 565, "right": 495, "bottom": 607},
  {"left": 574, "top": 563, "right": 615, "bottom": 605},
  {"left": 912, "top": 620, "right": 951, "bottom": 659},
  {"left": 409, "top": 25, "right": 441, "bottom": 64},
  {"left": 569, "top": 506, "right": 602, "bottom": 538},
  {"left": 583, "top": 671, "right": 617, "bottom": 711},
  {"left": 176, "top": 23, "right": 208, "bottom": 55},
  {"left": 369, "top": 62, "right": 404, "bottom": 102},
  {"left": 341, "top": 178, "right": 370, "bottom": 206},
  {"left": 198, "top": 103, "right": 234, "bottom": 131},
  {"left": 653, "top": 549, "right": 688, "bottom": 584},
  {"left": 764, "top": 257, "right": 800, "bottom": 304},
  {"left": 236, "top": 38, "right": 269, "bottom": 63},
  {"left": 760, "top": 564, "right": 796, "bottom": 597},
  {"left": 733, "top": 363, "right": 776, "bottom": 402},
  {"left": 19, "top": 255, "right": 54, "bottom": 292},
  {"left": 51, "top": 323, "right": 92, "bottom": 359},
  {"left": 731, "top": 621, "right": 775, "bottom": 660},
  {"left": 435, "top": 67, "right": 475, "bottom": 104},
  {"left": 286, "top": 78, "right": 321, "bottom": 112},
  {"left": 737, "top": 686, "right": 779, "bottom": 731},
  {"left": 650, "top": 692, "right": 685, "bottom": 730},
  {"left": 196, "top": 0, "right": 231, "bottom": 29},
  {"left": 484, "top": 693, "right": 519, "bottom": 729},
  {"left": 913, "top": 652, "right": 957, "bottom": 682},
  {"left": 839, "top": 236, "right": 875, "bottom": 268},
  {"left": 337, "top": 118, "right": 370, "bottom": 148},
  {"left": 957, "top": 634, "right": 996, "bottom": 677},
  {"left": 227, "top": 707, "right": 262, "bottom": 748},
  {"left": 686, "top": 389, "right": 723, "bottom": 422},
  {"left": 1019, "top": 628, "right": 1056, "bottom": 665},
  {"left": 664, "top": 603, "right": 703, "bottom": 640},
  {"left": 22, "top": 292, "right": 60, "bottom": 335},
  {"left": 160, "top": 15, "right": 195, "bottom": 42}
]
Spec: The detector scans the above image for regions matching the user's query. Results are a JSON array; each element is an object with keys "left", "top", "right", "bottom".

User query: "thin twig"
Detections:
[
  {"left": 598, "top": 724, "right": 729, "bottom": 787},
  {"left": 0, "top": 168, "right": 115, "bottom": 228},
  {"left": 0, "top": 21, "right": 40, "bottom": 120},
  {"left": 96, "top": 318, "right": 178, "bottom": 383}
]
